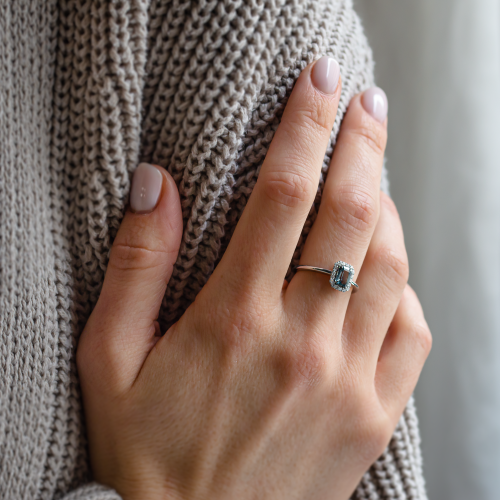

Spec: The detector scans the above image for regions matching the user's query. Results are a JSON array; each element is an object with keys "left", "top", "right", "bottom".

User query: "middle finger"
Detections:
[{"left": 215, "top": 56, "right": 342, "bottom": 302}]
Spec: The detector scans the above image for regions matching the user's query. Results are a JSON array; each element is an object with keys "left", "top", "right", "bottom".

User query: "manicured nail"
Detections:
[
  {"left": 130, "top": 163, "right": 163, "bottom": 214},
  {"left": 311, "top": 56, "right": 340, "bottom": 95},
  {"left": 362, "top": 87, "right": 388, "bottom": 123}
]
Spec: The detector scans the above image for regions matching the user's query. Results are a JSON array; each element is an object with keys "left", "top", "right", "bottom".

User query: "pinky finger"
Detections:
[{"left": 376, "top": 284, "right": 432, "bottom": 421}]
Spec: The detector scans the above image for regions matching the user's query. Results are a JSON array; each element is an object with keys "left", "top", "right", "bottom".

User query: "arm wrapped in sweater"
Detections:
[{"left": 0, "top": 1, "right": 424, "bottom": 498}]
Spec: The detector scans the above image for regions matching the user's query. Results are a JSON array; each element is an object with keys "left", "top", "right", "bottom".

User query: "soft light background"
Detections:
[{"left": 354, "top": 1, "right": 500, "bottom": 498}]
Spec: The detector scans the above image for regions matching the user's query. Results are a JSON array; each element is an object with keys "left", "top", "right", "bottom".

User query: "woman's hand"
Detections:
[{"left": 77, "top": 56, "right": 431, "bottom": 500}]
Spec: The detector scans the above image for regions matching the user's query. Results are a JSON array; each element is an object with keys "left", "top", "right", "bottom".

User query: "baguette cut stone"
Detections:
[{"left": 329, "top": 261, "right": 355, "bottom": 292}]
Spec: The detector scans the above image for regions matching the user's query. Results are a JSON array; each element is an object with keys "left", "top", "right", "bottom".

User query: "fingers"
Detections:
[
  {"left": 342, "top": 192, "right": 409, "bottom": 370},
  {"left": 286, "top": 88, "right": 388, "bottom": 325},
  {"left": 78, "top": 163, "right": 183, "bottom": 389},
  {"left": 218, "top": 56, "right": 342, "bottom": 301},
  {"left": 376, "top": 285, "right": 432, "bottom": 421}
]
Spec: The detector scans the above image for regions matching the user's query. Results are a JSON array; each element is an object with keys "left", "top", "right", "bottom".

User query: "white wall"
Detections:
[{"left": 354, "top": 1, "right": 500, "bottom": 498}]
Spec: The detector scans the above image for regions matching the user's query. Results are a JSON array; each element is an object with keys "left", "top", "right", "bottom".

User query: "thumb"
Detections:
[{"left": 79, "top": 163, "right": 183, "bottom": 390}]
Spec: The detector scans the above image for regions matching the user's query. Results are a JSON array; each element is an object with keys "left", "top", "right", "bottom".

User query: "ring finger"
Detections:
[{"left": 286, "top": 88, "right": 389, "bottom": 327}]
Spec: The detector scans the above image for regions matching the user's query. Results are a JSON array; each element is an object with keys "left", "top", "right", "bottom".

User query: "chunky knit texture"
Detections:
[{"left": 0, "top": 0, "right": 424, "bottom": 498}]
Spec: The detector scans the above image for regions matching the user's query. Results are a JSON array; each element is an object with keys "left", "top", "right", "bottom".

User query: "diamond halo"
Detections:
[{"left": 329, "top": 261, "right": 355, "bottom": 292}]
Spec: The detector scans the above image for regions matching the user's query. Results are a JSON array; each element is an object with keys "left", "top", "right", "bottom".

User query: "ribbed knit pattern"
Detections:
[{"left": 0, "top": 1, "right": 422, "bottom": 498}]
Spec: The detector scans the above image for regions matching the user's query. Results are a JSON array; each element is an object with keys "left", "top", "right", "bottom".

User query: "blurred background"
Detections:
[{"left": 355, "top": 1, "right": 500, "bottom": 499}]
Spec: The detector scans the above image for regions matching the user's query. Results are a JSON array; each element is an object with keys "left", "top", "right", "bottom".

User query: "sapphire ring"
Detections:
[{"left": 295, "top": 261, "right": 359, "bottom": 293}]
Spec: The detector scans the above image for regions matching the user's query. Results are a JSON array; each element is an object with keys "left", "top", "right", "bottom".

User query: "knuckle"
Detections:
[
  {"left": 326, "top": 185, "right": 378, "bottom": 234},
  {"left": 274, "top": 101, "right": 334, "bottom": 169},
  {"left": 347, "top": 120, "right": 387, "bottom": 156},
  {"left": 374, "top": 246, "right": 409, "bottom": 287},
  {"left": 79, "top": 328, "right": 145, "bottom": 397},
  {"left": 380, "top": 191, "right": 399, "bottom": 218},
  {"left": 109, "top": 241, "right": 170, "bottom": 273},
  {"left": 288, "top": 103, "right": 334, "bottom": 139},
  {"left": 412, "top": 322, "right": 433, "bottom": 357},
  {"left": 261, "top": 169, "right": 316, "bottom": 209}
]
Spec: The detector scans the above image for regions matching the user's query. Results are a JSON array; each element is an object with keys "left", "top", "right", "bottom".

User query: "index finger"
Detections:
[{"left": 217, "top": 56, "right": 342, "bottom": 301}]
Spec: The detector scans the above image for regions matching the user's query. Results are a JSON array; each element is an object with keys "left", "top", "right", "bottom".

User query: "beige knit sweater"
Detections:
[{"left": 0, "top": 1, "right": 426, "bottom": 498}]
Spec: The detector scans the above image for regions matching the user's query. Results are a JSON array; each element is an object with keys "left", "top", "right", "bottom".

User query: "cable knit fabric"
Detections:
[{"left": 0, "top": 0, "right": 424, "bottom": 498}]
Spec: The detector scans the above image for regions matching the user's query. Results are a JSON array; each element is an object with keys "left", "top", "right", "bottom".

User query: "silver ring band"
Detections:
[{"left": 295, "top": 261, "right": 359, "bottom": 293}]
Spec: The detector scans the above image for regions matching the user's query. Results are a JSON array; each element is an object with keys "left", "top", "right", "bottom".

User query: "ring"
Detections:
[{"left": 295, "top": 261, "right": 359, "bottom": 293}]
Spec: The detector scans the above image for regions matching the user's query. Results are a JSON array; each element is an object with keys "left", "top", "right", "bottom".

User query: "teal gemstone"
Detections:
[
  {"left": 334, "top": 267, "right": 348, "bottom": 285},
  {"left": 330, "top": 261, "right": 354, "bottom": 291}
]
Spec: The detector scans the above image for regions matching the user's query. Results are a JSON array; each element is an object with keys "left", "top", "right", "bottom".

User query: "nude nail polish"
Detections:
[
  {"left": 311, "top": 56, "right": 340, "bottom": 95},
  {"left": 130, "top": 163, "right": 163, "bottom": 214},
  {"left": 362, "top": 87, "right": 388, "bottom": 123}
]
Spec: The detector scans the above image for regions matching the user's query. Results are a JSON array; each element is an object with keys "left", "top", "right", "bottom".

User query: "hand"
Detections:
[{"left": 77, "top": 56, "right": 431, "bottom": 500}]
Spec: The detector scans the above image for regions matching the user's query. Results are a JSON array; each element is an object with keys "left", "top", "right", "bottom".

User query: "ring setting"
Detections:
[
  {"left": 295, "top": 261, "right": 359, "bottom": 292},
  {"left": 329, "top": 261, "right": 357, "bottom": 292}
]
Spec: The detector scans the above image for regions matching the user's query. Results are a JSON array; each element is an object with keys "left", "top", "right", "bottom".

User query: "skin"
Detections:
[{"left": 77, "top": 60, "right": 432, "bottom": 500}]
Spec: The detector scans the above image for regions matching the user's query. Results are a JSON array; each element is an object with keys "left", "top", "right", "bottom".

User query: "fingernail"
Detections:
[
  {"left": 130, "top": 163, "right": 163, "bottom": 214},
  {"left": 311, "top": 56, "right": 340, "bottom": 95},
  {"left": 362, "top": 87, "right": 388, "bottom": 123}
]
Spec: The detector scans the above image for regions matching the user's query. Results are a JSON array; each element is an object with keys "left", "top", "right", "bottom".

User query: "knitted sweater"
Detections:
[{"left": 0, "top": 1, "right": 426, "bottom": 498}]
